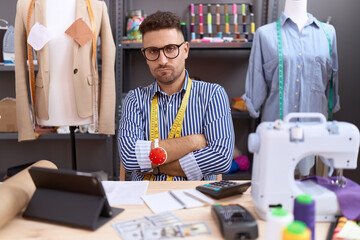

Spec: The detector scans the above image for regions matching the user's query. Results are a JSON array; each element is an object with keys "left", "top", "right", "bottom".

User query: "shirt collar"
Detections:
[
  {"left": 280, "top": 12, "right": 320, "bottom": 28},
  {"left": 150, "top": 70, "right": 190, "bottom": 99}
]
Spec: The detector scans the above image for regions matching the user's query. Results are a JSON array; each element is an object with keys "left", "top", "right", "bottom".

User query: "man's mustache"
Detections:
[{"left": 156, "top": 65, "right": 173, "bottom": 71}]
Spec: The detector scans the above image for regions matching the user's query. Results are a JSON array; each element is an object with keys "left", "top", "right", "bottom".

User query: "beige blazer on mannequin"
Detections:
[{"left": 15, "top": 0, "right": 116, "bottom": 141}]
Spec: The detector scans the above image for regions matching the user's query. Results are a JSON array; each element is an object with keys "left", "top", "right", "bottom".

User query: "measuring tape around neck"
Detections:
[
  {"left": 276, "top": 18, "right": 334, "bottom": 120},
  {"left": 144, "top": 77, "right": 192, "bottom": 181},
  {"left": 26, "top": 0, "right": 98, "bottom": 126},
  {"left": 150, "top": 77, "right": 192, "bottom": 141}
]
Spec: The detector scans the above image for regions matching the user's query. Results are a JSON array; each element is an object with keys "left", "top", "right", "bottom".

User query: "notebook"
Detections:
[{"left": 141, "top": 189, "right": 214, "bottom": 213}]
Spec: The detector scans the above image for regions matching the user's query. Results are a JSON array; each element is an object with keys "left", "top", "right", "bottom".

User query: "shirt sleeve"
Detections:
[
  {"left": 118, "top": 90, "right": 152, "bottom": 172},
  {"left": 178, "top": 152, "right": 203, "bottom": 180},
  {"left": 326, "top": 24, "right": 340, "bottom": 113},
  {"left": 192, "top": 86, "right": 234, "bottom": 176},
  {"left": 242, "top": 29, "right": 269, "bottom": 118}
]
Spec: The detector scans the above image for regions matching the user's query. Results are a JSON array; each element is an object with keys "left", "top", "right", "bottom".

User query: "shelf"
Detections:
[
  {"left": 222, "top": 168, "right": 252, "bottom": 180},
  {"left": 189, "top": 42, "right": 252, "bottom": 49},
  {"left": 0, "top": 65, "right": 39, "bottom": 72},
  {"left": 0, "top": 132, "right": 111, "bottom": 140},
  {"left": 231, "top": 110, "right": 251, "bottom": 119},
  {"left": 121, "top": 42, "right": 252, "bottom": 50},
  {"left": 0, "top": 65, "right": 102, "bottom": 72},
  {"left": 0, "top": 65, "right": 16, "bottom": 71}
]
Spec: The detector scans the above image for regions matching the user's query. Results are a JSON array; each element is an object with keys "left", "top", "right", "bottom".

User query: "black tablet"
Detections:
[{"left": 24, "top": 167, "right": 123, "bottom": 230}]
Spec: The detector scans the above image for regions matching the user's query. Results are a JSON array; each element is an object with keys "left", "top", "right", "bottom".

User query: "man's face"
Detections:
[{"left": 142, "top": 28, "right": 189, "bottom": 86}]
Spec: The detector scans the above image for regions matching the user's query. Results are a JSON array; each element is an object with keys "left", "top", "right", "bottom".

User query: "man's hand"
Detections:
[{"left": 157, "top": 161, "right": 187, "bottom": 178}]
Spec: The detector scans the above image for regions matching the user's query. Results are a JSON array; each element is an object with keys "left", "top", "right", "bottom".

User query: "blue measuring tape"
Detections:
[{"left": 276, "top": 19, "right": 334, "bottom": 120}]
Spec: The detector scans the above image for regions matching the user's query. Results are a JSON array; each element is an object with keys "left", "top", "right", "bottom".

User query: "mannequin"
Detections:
[
  {"left": 15, "top": 0, "right": 116, "bottom": 142},
  {"left": 284, "top": 0, "right": 308, "bottom": 31},
  {"left": 242, "top": 0, "right": 340, "bottom": 175},
  {"left": 38, "top": 0, "right": 92, "bottom": 126}
]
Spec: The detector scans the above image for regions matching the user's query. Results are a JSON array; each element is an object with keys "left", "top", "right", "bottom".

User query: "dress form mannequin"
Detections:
[
  {"left": 15, "top": 0, "right": 116, "bottom": 142},
  {"left": 37, "top": 0, "right": 92, "bottom": 127},
  {"left": 284, "top": 0, "right": 308, "bottom": 31},
  {"left": 242, "top": 0, "right": 340, "bottom": 176},
  {"left": 39, "top": 0, "right": 93, "bottom": 170}
]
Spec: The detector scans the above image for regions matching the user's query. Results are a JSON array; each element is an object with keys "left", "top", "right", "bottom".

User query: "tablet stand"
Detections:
[{"left": 23, "top": 188, "right": 123, "bottom": 230}]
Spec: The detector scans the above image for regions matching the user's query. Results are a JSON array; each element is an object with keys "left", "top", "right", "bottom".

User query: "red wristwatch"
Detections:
[{"left": 149, "top": 139, "right": 167, "bottom": 165}]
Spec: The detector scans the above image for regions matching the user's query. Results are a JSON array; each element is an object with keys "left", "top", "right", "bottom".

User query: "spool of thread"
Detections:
[
  {"left": 294, "top": 194, "right": 315, "bottom": 240},
  {"left": 282, "top": 221, "right": 311, "bottom": 240},
  {"left": 79, "top": 125, "right": 88, "bottom": 133},
  {"left": 180, "top": 22, "right": 188, "bottom": 41},
  {"left": 332, "top": 217, "right": 347, "bottom": 239},
  {"left": 266, "top": 208, "right": 294, "bottom": 240}
]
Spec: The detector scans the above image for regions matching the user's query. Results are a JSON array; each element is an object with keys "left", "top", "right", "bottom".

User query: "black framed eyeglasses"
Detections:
[{"left": 141, "top": 42, "right": 186, "bottom": 61}]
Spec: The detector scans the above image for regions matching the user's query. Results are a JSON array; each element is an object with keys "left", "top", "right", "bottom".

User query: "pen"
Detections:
[
  {"left": 207, "top": 4, "right": 212, "bottom": 37},
  {"left": 169, "top": 191, "right": 187, "bottom": 208},
  {"left": 183, "top": 191, "right": 210, "bottom": 206},
  {"left": 233, "top": 3, "right": 238, "bottom": 37},
  {"left": 224, "top": 4, "right": 229, "bottom": 36},
  {"left": 190, "top": 3, "right": 195, "bottom": 40},
  {"left": 216, "top": 4, "right": 221, "bottom": 35},
  {"left": 199, "top": 4, "right": 203, "bottom": 39}
]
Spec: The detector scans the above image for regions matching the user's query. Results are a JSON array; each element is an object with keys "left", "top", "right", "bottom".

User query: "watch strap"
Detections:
[{"left": 154, "top": 138, "right": 159, "bottom": 148}]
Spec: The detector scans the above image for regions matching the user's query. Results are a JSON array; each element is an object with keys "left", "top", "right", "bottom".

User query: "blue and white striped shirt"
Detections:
[{"left": 118, "top": 70, "right": 234, "bottom": 181}]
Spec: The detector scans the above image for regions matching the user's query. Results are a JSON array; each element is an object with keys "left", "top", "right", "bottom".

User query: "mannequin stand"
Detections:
[{"left": 70, "top": 126, "right": 77, "bottom": 170}]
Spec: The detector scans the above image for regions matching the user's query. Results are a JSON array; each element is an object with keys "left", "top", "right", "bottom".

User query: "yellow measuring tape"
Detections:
[
  {"left": 85, "top": 0, "right": 99, "bottom": 132},
  {"left": 144, "top": 77, "right": 192, "bottom": 181},
  {"left": 26, "top": 0, "right": 36, "bottom": 123},
  {"left": 85, "top": 0, "right": 97, "bottom": 69},
  {"left": 26, "top": 0, "right": 97, "bottom": 128}
]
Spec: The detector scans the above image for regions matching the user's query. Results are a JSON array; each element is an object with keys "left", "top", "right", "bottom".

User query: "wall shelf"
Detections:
[
  {"left": 0, "top": 132, "right": 111, "bottom": 140},
  {"left": 222, "top": 168, "right": 252, "bottom": 180},
  {"left": 121, "top": 42, "right": 252, "bottom": 50},
  {"left": 0, "top": 65, "right": 102, "bottom": 72},
  {"left": 0, "top": 65, "right": 38, "bottom": 72},
  {"left": 0, "top": 65, "right": 16, "bottom": 71},
  {"left": 231, "top": 111, "right": 251, "bottom": 119}
]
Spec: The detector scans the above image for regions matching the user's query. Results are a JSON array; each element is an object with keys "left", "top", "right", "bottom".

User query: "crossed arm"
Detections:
[
  {"left": 150, "top": 134, "right": 207, "bottom": 177},
  {"left": 118, "top": 86, "right": 234, "bottom": 180}
]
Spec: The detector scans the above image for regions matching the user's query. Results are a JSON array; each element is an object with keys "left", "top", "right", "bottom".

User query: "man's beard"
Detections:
[{"left": 155, "top": 66, "right": 177, "bottom": 85}]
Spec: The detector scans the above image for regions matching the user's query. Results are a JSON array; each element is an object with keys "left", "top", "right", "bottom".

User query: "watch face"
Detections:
[{"left": 153, "top": 167, "right": 160, "bottom": 175}]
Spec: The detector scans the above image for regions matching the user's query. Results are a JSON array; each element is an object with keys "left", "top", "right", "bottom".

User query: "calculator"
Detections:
[
  {"left": 195, "top": 180, "right": 251, "bottom": 199},
  {"left": 212, "top": 203, "right": 258, "bottom": 240}
]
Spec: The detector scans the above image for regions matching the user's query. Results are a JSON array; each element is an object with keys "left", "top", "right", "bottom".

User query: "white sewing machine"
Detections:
[{"left": 248, "top": 113, "right": 360, "bottom": 222}]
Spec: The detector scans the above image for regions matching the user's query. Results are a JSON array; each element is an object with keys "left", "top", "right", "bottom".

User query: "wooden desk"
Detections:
[{"left": 0, "top": 181, "right": 330, "bottom": 239}]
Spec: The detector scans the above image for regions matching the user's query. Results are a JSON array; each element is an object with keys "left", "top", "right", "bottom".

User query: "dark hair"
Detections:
[{"left": 139, "top": 11, "right": 181, "bottom": 36}]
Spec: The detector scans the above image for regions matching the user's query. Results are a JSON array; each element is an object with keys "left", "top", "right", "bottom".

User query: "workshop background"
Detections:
[{"left": 0, "top": 0, "right": 359, "bottom": 182}]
